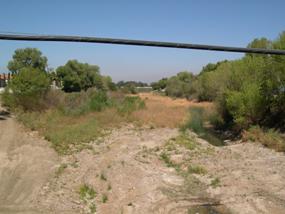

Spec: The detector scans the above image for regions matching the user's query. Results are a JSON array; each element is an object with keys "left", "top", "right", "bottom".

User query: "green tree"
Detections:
[
  {"left": 102, "top": 75, "right": 117, "bottom": 91},
  {"left": 56, "top": 60, "right": 103, "bottom": 92},
  {"left": 8, "top": 48, "right": 48, "bottom": 74},
  {"left": 165, "top": 71, "right": 194, "bottom": 98},
  {"left": 151, "top": 78, "right": 168, "bottom": 90}
]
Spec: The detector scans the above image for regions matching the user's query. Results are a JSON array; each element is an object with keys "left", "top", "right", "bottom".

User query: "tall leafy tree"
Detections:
[
  {"left": 56, "top": 60, "right": 103, "bottom": 92},
  {"left": 8, "top": 48, "right": 48, "bottom": 74}
]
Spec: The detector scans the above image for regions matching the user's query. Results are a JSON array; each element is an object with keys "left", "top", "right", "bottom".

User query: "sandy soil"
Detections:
[
  {"left": 1, "top": 104, "right": 285, "bottom": 213},
  {"left": 166, "top": 136, "right": 285, "bottom": 214}
]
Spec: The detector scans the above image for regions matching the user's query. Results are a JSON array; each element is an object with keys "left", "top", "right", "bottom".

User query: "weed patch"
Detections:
[
  {"left": 89, "top": 203, "right": 97, "bottom": 213},
  {"left": 79, "top": 184, "right": 97, "bottom": 201},
  {"left": 55, "top": 163, "right": 68, "bottom": 177},
  {"left": 187, "top": 165, "right": 207, "bottom": 175},
  {"left": 100, "top": 173, "right": 107, "bottom": 181},
  {"left": 168, "top": 132, "right": 197, "bottom": 150},
  {"left": 243, "top": 126, "right": 285, "bottom": 152},
  {"left": 210, "top": 178, "right": 221, "bottom": 188},
  {"left": 102, "top": 194, "right": 108, "bottom": 203}
]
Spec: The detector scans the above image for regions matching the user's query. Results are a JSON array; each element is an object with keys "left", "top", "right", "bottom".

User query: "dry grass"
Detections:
[
  {"left": 243, "top": 126, "right": 285, "bottom": 152},
  {"left": 132, "top": 93, "right": 213, "bottom": 128},
  {"left": 17, "top": 92, "right": 213, "bottom": 154}
]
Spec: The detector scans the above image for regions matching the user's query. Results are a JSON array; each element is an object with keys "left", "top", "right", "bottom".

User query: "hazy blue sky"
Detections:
[{"left": 0, "top": 0, "right": 284, "bottom": 82}]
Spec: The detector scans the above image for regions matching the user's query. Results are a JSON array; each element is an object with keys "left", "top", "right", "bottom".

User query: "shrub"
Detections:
[
  {"left": 242, "top": 126, "right": 285, "bottom": 152},
  {"left": 88, "top": 90, "right": 111, "bottom": 111},
  {"left": 4, "top": 68, "right": 50, "bottom": 111},
  {"left": 1, "top": 87, "right": 16, "bottom": 109},
  {"left": 57, "top": 90, "right": 112, "bottom": 116},
  {"left": 207, "top": 111, "right": 225, "bottom": 129},
  {"left": 226, "top": 83, "right": 265, "bottom": 129},
  {"left": 59, "top": 91, "right": 90, "bottom": 116},
  {"left": 43, "top": 89, "right": 65, "bottom": 109}
]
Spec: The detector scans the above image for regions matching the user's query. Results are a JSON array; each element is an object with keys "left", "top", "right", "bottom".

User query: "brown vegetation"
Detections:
[{"left": 132, "top": 93, "right": 212, "bottom": 128}]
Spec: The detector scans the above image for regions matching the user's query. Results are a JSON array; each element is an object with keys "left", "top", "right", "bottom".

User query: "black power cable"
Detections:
[{"left": 0, "top": 33, "right": 285, "bottom": 55}]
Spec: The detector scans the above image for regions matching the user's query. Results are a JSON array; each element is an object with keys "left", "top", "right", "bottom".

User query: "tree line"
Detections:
[
  {"left": 151, "top": 32, "right": 285, "bottom": 132},
  {"left": 3, "top": 48, "right": 119, "bottom": 109}
]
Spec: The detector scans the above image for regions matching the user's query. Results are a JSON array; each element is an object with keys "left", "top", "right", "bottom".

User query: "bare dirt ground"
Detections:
[
  {"left": 168, "top": 136, "right": 285, "bottom": 214},
  {"left": 1, "top": 96, "right": 285, "bottom": 214},
  {"left": 0, "top": 108, "right": 58, "bottom": 214}
]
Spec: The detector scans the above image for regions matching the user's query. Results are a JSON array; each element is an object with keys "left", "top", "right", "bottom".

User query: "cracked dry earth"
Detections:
[{"left": 1, "top": 110, "right": 285, "bottom": 214}]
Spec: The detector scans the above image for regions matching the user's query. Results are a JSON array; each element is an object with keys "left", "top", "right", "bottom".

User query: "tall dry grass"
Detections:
[{"left": 132, "top": 93, "right": 213, "bottom": 128}]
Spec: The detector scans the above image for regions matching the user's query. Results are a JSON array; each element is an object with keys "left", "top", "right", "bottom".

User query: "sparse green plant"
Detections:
[
  {"left": 169, "top": 133, "right": 197, "bottom": 150},
  {"left": 55, "top": 163, "right": 68, "bottom": 177},
  {"left": 160, "top": 152, "right": 175, "bottom": 167},
  {"left": 102, "top": 194, "right": 108, "bottom": 203},
  {"left": 187, "top": 165, "right": 207, "bottom": 175},
  {"left": 165, "top": 142, "right": 176, "bottom": 151},
  {"left": 100, "top": 173, "right": 107, "bottom": 181},
  {"left": 210, "top": 178, "right": 221, "bottom": 188},
  {"left": 79, "top": 184, "right": 97, "bottom": 201},
  {"left": 107, "top": 183, "right": 112, "bottom": 191},
  {"left": 89, "top": 203, "right": 97, "bottom": 213},
  {"left": 70, "top": 161, "right": 79, "bottom": 168}
]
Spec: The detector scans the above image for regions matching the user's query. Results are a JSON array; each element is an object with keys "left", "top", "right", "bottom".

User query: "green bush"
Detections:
[
  {"left": 226, "top": 83, "right": 265, "bottom": 129},
  {"left": 4, "top": 68, "right": 50, "bottom": 111},
  {"left": 89, "top": 90, "right": 112, "bottom": 111},
  {"left": 58, "top": 90, "right": 112, "bottom": 116},
  {"left": 79, "top": 184, "right": 97, "bottom": 200}
]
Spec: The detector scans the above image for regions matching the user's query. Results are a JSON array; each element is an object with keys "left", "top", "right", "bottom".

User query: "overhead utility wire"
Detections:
[{"left": 0, "top": 33, "right": 285, "bottom": 55}]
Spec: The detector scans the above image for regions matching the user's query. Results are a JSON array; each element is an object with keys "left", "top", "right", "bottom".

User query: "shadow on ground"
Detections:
[{"left": 0, "top": 110, "right": 10, "bottom": 120}]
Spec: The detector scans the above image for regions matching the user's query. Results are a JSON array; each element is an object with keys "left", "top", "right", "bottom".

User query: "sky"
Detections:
[{"left": 0, "top": 0, "right": 284, "bottom": 83}]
